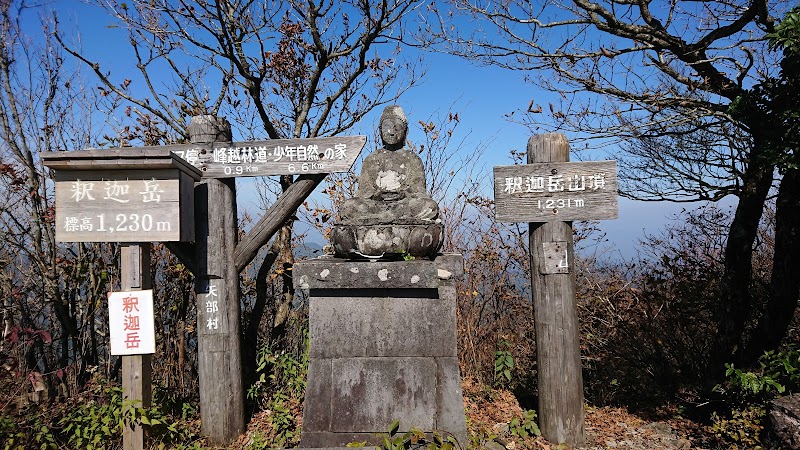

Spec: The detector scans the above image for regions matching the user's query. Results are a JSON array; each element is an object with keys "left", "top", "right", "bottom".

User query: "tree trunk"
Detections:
[
  {"left": 241, "top": 248, "right": 278, "bottom": 396},
  {"left": 707, "top": 146, "right": 774, "bottom": 381},
  {"left": 743, "top": 168, "right": 800, "bottom": 360}
]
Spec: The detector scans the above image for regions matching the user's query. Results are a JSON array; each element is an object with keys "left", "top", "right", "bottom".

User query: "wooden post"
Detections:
[
  {"left": 528, "top": 133, "right": 586, "bottom": 446},
  {"left": 190, "top": 115, "right": 245, "bottom": 444},
  {"left": 121, "top": 243, "right": 152, "bottom": 450}
]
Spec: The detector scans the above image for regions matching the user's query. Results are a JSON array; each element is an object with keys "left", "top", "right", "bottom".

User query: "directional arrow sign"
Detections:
[{"left": 170, "top": 135, "right": 366, "bottom": 178}]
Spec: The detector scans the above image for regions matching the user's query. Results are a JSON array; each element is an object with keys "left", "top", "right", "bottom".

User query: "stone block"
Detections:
[
  {"left": 435, "top": 357, "right": 469, "bottom": 445},
  {"left": 308, "top": 295, "right": 457, "bottom": 358},
  {"left": 300, "top": 432, "right": 382, "bottom": 448},
  {"left": 298, "top": 255, "right": 468, "bottom": 450},
  {"left": 302, "top": 358, "right": 332, "bottom": 432},
  {"left": 435, "top": 253, "right": 465, "bottom": 280},
  {"left": 330, "top": 357, "right": 437, "bottom": 432},
  {"left": 294, "top": 258, "right": 441, "bottom": 291},
  {"left": 767, "top": 394, "right": 800, "bottom": 450}
]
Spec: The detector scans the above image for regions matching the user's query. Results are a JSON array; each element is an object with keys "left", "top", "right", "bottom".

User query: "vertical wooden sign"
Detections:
[
  {"left": 527, "top": 134, "right": 587, "bottom": 446},
  {"left": 120, "top": 243, "right": 153, "bottom": 450},
  {"left": 42, "top": 150, "right": 202, "bottom": 450},
  {"left": 189, "top": 116, "right": 245, "bottom": 445},
  {"left": 493, "top": 134, "right": 619, "bottom": 447}
]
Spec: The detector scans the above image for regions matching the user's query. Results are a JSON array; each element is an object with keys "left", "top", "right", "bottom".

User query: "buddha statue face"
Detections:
[{"left": 379, "top": 105, "right": 408, "bottom": 151}]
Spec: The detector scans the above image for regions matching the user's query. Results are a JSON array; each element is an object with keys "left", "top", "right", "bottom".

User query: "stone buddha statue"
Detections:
[{"left": 332, "top": 105, "right": 444, "bottom": 258}]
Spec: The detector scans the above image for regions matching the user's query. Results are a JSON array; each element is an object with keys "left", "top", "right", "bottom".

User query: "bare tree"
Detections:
[
  {"left": 428, "top": 0, "right": 797, "bottom": 378},
  {"left": 0, "top": 0, "right": 118, "bottom": 400},
  {"left": 55, "top": 0, "right": 425, "bottom": 382}
]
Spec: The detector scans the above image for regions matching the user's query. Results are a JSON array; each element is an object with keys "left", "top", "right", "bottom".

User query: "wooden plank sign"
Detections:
[
  {"left": 170, "top": 135, "right": 366, "bottom": 178},
  {"left": 494, "top": 160, "right": 618, "bottom": 223},
  {"left": 42, "top": 149, "right": 202, "bottom": 242}
]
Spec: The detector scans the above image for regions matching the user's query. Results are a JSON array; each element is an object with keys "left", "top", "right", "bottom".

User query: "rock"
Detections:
[
  {"left": 642, "top": 422, "right": 673, "bottom": 435},
  {"left": 767, "top": 394, "right": 800, "bottom": 450},
  {"left": 484, "top": 441, "right": 506, "bottom": 450},
  {"left": 492, "top": 422, "right": 510, "bottom": 437}
]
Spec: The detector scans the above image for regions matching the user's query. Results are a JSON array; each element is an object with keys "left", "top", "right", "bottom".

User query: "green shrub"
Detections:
[
  {"left": 58, "top": 374, "right": 201, "bottom": 449},
  {"left": 710, "top": 405, "right": 766, "bottom": 450},
  {"left": 720, "top": 345, "right": 800, "bottom": 405},
  {"left": 247, "top": 328, "right": 309, "bottom": 447},
  {"left": 710, "top": 346, "right": 800, "bottom": 449},
  {"left": 0, "top": 411, "right": 58, "bottom": 450},
  {"left": 347, "top": 419, "right": 459, "bottom": 449},
  {"left": 509, "top": 409, "right": 540, "bottom": 439},
  {"left": 493, "top": 339, "right": 514, "bottom": 388}
]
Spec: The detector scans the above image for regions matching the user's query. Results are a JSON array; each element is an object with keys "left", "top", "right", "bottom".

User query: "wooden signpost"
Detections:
[
  {"left": 118, "top": 244, "right": 153, "bottom": 450},
  {"left": 493, "top": 133, "right": 618, "bottom": 447},
  {"left": 42, "top": 149, "right": 201, "bottom": 450},
  {"left": 43, "top": 149, "right": 201, "bottom": 242},
  {"left": 44, "top": 117, "right": 367, "bottom": 447},
  {"left": 494, "top": 160, "right": 618, "bottom": 223}
]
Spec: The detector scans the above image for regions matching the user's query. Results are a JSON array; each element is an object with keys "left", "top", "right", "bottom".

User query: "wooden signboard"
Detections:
[
  {"left": 165, "top": 135, "right": 366, "bottom": 178},
  {"left": 42, "top": 149, "right": 202, "bottom": 242},
  {"left": 492, "top": 134, "right": 620, "bottom": 447},
  {"left": 493, "top": 160, "right": 618, "bottom": 223}
]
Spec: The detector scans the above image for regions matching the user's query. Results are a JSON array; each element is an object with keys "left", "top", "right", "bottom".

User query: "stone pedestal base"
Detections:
[{"left": 294, "top": 255, "right": 468, "bottom": 448}]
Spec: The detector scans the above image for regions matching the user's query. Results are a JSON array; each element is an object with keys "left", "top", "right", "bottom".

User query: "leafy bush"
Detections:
[
  {"left": 493, "top": 339, "right": 514, "bottom": 388},
  {"left": 710, "top": 405, "right": 766, "bottom": 450},
  {"left": 0, "top": 411, "right": 57, "bottom": 450},
  {"left": 58, "top": 381, "right": 124, "bottom": 449},
  {"left": 509, "top": 409, "right": 540, "bottom": 439},
  {"left": 709, "top": 346, "right": 800, "bottom": 449},
  {"left": 246, "top": 327, "right": 309, "bottom": 447},
  {"left": 57, "top": 373, "right": 201, "bottom": 449},
  {"left": 719, "top": 345, "right": 800, "bottom": 404},
  {"left": 346, "top": 419, "right": 459, "bottom": 449}
]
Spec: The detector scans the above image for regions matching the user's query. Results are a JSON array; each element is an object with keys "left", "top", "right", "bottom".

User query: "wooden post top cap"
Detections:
[{"left": 41, "top": 147, "right": 203, "bottom": 181}]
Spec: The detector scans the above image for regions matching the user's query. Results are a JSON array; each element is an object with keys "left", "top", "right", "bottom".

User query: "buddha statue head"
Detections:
[{"left": 379, "top": 105, "right": 408, "bottom": 151}]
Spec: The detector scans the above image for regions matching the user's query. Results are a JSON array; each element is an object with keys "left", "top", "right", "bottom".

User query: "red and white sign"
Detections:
[{"left": 108, "top": 290, "right": 155, "bottom": 355}]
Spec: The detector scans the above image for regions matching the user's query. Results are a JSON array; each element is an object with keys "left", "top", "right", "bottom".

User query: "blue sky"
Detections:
[{"left": 38, "top": 1, "right": 715, "bottom": 259}]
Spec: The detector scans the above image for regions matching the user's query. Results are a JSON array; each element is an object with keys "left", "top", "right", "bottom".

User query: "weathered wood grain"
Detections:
[
  {"left": 42, "top": 148, "right": 202, "bottom": 179},
  {"left": 42, "top": 136, "right": 365, "bottom": 179},
  {"left": 44, "top": 153, "right": 201, "bottom": 242},
  {"left": 190, "top": 115, "right": 244, "bottom": 445},
  {"left": 172, "top": 136, "right": 366, "bottom": 178},
  {"left": 120, "top": 244, "right": 152, "bottom": 450},
  {"left": 527, "top": 133, "right": 586, "bottom": 447},
  {"left": 494, "top": 160, "right": 618, "bottom": 222},
  {"left": 54, "top": 178, "right": 183, "bottom": 242}
]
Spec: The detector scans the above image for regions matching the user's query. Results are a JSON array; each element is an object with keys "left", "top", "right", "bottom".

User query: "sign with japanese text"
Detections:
[
  {"left": 494, "top": 160, "right": 618, "bottom": 223},
  {"left": 198, "top": 278, "right": 226, "bottom": 338},
  {"left": 53, "top": 170, "right": 195, "bottom": 242},
  {"left": 108, "top": 290, "right": 155, "bottom": 356},
  {"left": 170, "top": 135, "right": 366, "bottom": 178},
  {"left": 43, "top": 149, "right": 202, "bottom": 243}
]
